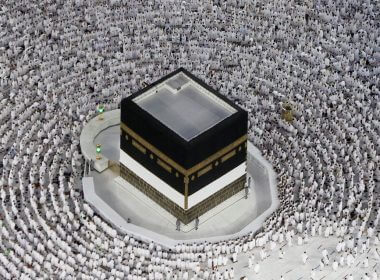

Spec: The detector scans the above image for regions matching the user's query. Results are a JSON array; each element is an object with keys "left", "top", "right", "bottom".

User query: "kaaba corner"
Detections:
[{"left": 119, "top": 68, "right": 248, "bottom": 224}]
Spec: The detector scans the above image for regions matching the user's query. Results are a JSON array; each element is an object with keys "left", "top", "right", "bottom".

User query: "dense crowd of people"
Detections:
[{"left": 0, "top": 0, "right": 379, "bottom": 279}]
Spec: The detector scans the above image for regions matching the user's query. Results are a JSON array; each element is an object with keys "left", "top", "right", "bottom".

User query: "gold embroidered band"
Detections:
[{"left": 121, "top": 122, "right": 247, "bottom": 176}]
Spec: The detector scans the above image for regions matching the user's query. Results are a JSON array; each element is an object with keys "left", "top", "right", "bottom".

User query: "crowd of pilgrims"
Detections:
[{"left": 0, "top": 0, "right": 379, "bottom": 279}]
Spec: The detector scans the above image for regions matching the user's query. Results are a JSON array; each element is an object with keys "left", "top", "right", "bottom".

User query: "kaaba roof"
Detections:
[
  {"left": 133, "top": 70, "right": 237, "bottom": 141},
  {"left": 121, "top": 68, "right": 247, "bottom": 169}
]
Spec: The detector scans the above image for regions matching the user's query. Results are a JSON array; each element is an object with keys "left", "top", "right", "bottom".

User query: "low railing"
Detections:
[{"left": 79, "top": 109, "right": 120, "bottom": 172}]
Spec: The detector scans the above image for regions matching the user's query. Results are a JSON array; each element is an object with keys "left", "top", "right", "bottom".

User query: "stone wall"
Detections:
[{"left": 120, "top": 163, "right": 246, "bottom": 224}]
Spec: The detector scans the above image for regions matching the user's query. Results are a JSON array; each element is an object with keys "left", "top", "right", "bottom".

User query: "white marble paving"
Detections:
[{"left": 224, "top": 235, "right": 379, "bottom": 280}]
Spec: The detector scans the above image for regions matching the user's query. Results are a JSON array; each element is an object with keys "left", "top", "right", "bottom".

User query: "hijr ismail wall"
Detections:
[{"left": 119, "top": 68, "right": 248, "bottom": 224}]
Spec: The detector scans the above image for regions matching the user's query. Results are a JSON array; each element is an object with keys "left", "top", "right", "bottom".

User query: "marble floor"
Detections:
[{"left": 227, "top": 235, "right": 378, "bottom": 280}]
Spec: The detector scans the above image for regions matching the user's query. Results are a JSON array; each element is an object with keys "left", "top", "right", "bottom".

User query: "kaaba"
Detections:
[{"left": 120, "top": 68, "right": 248, "bottom": 224}]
